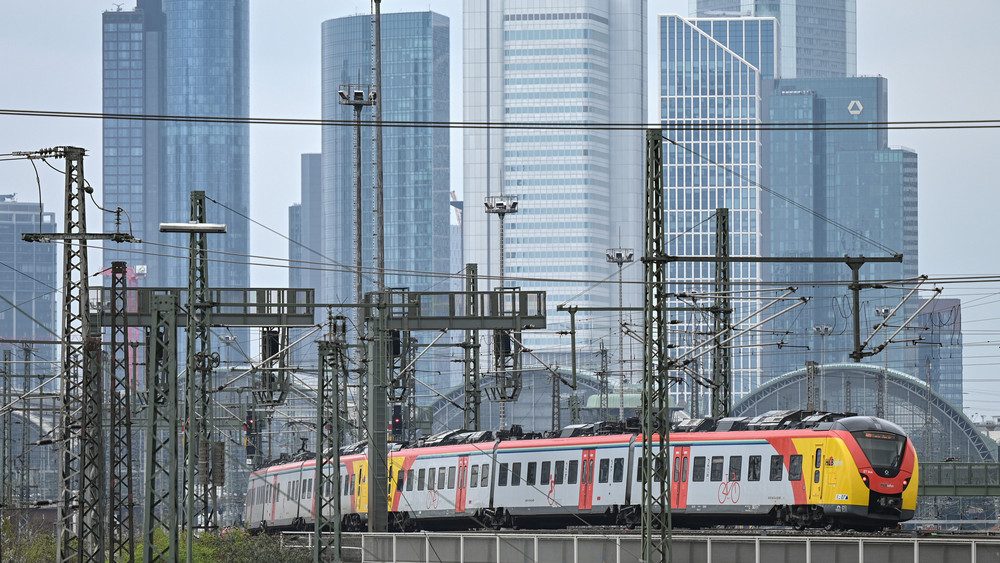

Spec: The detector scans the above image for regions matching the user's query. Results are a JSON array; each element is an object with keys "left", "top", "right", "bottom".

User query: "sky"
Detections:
[{"left": 2, "top": 1, "right": 1000, "bottom": 414}]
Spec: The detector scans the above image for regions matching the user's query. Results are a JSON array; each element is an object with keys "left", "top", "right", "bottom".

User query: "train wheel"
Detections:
[{"left": 487, "top": 508, "right": 505, "bottom": 530}]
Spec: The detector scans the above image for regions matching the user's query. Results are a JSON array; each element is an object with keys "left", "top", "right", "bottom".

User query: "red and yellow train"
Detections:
[{"left": 245, "top": 411, "right": 917, "bottom": 532}]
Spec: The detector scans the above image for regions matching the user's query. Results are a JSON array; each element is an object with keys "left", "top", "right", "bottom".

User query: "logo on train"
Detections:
[{"left": 718, "top": 480, "right": 740, "bottom": 504}]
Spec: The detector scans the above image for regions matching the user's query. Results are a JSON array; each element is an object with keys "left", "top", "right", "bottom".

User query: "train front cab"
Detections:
[{"left": 796, "top": 416, "right": 917, "bottom": 530}]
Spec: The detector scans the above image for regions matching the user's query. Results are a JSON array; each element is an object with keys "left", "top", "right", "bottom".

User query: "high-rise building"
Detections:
[
  {"left": 321, "top": 12, "right": 451, "bottom": 305},
  {"left": 463, "top": 0, "right": 647, "bottom": 353},
  {"left": 760, "top": 76, "right": 918, "bottom": 380},
  {"left": 691, "top": 0, "right": 857, "bottom": 78},
  {"left": 915, "top": 298, "right": 963, "bottom": 410},
  {"left": 290, "top": 154, "right": 323, "bottom": 296},
  {"left": 322, "top": 12, "right": 451, "bottom": 390},
  {"left": 102, "top": 0, "right": 249, "bottom": 290},
  {"left": 0, "top": 195, "right": 58, "bottom": 368},
  {"left": 662, "top": 12, "right": 922, "bottom": 407},
  {"left": 659, "top": 15, "right": 778, "bottom": 412},
  {"left": 288, "top": 153, "right": 323, "bottom": 366}
]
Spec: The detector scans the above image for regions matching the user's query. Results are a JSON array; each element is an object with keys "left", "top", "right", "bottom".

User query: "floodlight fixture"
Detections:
[{"left": 159, "top": 222, "right": 227, "bottom": 234}]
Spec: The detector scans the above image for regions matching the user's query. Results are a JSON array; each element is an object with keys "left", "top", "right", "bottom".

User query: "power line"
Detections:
[{"left": 3, "top": 107, "right": 1000, "bottom": 131}]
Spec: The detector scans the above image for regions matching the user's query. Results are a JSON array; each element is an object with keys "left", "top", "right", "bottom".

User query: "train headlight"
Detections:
[
  {"left": 860, "top": 473, "right": 870, "bottom": 488},
  {"left": 902, "top": 477, "right": 910, "bottom": 491}
]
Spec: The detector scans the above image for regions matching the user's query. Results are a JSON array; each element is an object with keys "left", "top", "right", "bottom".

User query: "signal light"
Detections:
[{"left": 391, "top": 404, "right": 403, "bottom": 442}]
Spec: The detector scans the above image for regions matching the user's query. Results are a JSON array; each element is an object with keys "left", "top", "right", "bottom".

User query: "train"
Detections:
[{"left": 244, "top": 410, "right": 917, "bottom": 533}]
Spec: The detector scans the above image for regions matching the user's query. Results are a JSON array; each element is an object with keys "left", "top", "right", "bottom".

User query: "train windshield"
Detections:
[{"left": 851, "top": 430, "right": 906, "bottom": 468}]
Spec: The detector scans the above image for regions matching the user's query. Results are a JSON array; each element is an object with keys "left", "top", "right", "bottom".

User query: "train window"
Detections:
[
  {"left": 309, "top": 479, "right": 314, "bottom": 498},
  {"left": 498, "top": 463, "right": 509, "bottom": 486},
  {"left": 481, "top": 465, "right": 489, "bottom": 487},
  {"left": 471, "top": 465, "right": 479, "bottom": 488},
  {"left": 438, "top": 467, "right": 447, "bottom": 490},
  {"left": 635, "top": 459, "right": 642, "bottom": 482},
  {"left": 350, "top": 476, "right": 356, "bottom": 495},
  {"left": 710, "top": 456, "right": 724, "bottom": 482},
  {"left": 512, "top": 463, "right": 522, "bottom": 486},
  {"left": 692, "top": 457, "right": 706, "bottom": 482},
  {"left": 594, "top": 459, "right": 606, "bottom": 484},
  {"left": 815, "top": 448, "right": 822, "bottom": 469},
  {"left": 748, "top": 456, "right": 761, "bottom": 481},
  {"left": 654, "top": 459, "right": 665, "bottom": 482},
  {"left": 541, "top": 461, "right": 551, "bottom": 485},
  {"left": 343, "top": 475, "right": 350, "bottom": 495},
  {"left": 448, "top": 467, "right": 456, "bottom": 489},
  {"left": 397, "top": 470, "right": 405, "bottom": 491},
  {"left": 418, "top": 468, "right": 425, "bottom": 491},
  {"left": 789, "top": 455, "right": 803, "bottom": 481},
  {"left": 728, "top": 456, "right": 742, "bottom": 481},
  {"left": 568, "top": 460, "right": 579, "bottom": 485},
  {"left": 275, "top": 484, "right": 280, "bottom": 503},
  {"left": 527, "top": 462, "right": 537, "bottom": 486},
  {"left": 407, "top": 469, "right": 414, "bottom": 491},
  {"left": 429, "top": 468, "right": 437, "bottom": 490},
  {"left": 673, "top": 457, "right": 681, "bottom": 482},
  {"left": 555, "top": 461, "right": 565, "bottom": 485},
  {"left": 769, "top": 455, "right": 784, "bottom": 481}
]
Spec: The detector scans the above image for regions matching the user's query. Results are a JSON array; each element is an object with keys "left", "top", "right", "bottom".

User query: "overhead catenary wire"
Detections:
[{"left": 4, "top": 107, "right": 1000, "bottom": 132}]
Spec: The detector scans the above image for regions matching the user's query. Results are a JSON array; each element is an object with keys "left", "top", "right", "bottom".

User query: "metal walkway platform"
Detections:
[{"left": 283, "top": 531, "right": 1000, "bottom": 563}]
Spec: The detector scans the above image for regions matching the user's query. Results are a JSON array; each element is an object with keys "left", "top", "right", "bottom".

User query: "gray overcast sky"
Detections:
[{"left": 2, "top": 1, "right": 1000, "bottom": 413}]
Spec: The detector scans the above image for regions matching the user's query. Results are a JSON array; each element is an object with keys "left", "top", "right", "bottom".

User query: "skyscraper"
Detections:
[
  {"left": 102, "top": 0, "right": 249, "bottom": 290},
  {"left": 463, "top": 0, "right": 647, "bottom": 353},
  {"left": 659, "top": 15, "right": 778, "bottom": 411},
  {"left": 288, "top": 153, "right": 323, "bottom": 366},
  {"left": 0, "top": 195, "right": 57, "bottom": 367},
  {"left": 916, "top": 298, "right": 963, "bottom": 410},
  {"left": 761, "top": 76, "right": 918, "bottom": 379},
  {"left": 321, "top": 12, "right": 451, "bottom": 306},
  {"left": 691, "top": 0, "right": 857, "bottom": 78},
  {"left": 662, "top": 11, "right": 922, "bottom": 407}
]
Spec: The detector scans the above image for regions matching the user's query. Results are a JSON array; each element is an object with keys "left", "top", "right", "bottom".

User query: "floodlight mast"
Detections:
[
  {"left": 607, "top": 247, "right": 634, "bottom": 422},
  {"left": 339, "top": 82, "right": 376, "bottom": 442},
  {"left": 159, "top": 193, "right": 227, "bottom": 562},
  {"left": 485, "top": 195, "right": 520, "bottom": 429}
]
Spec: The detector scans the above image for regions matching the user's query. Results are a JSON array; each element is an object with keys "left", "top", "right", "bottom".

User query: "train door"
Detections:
[
  {"left": 455, "top": 456, "right": 469, "bottom": 513},
  {"left": 810, "top": 443, "right": 825, "bottom": 502},
  {"left": 671, "top": 446, "right": 691, "bottom": 509},
  {"left": 578, "top": 449, "right": 596, "bottom": 510},
  {"left": 270, "top": 474, "right": 279, "bottom": 524}
]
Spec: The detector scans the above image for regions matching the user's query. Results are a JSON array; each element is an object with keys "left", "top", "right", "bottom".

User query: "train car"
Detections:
[
  {"left": 245, "top": 411, "right": 917, "bottom": 533},
  {"left": 660, "top": 414, "right": 917, "bottom": 530}
]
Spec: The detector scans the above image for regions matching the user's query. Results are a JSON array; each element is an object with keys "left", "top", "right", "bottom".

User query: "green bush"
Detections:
[{"left": 0, "top": 516, "right": 58, "bottom": 563}]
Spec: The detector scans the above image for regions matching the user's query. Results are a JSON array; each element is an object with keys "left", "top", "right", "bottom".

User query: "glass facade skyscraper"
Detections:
[
  {"left": 321, "top": 11, "right": 451, "bottom": 303},
  {"left": 761, "top": 76, "right": 918, "bottom": 380},
  {"left": 691, "top": 0, "right": 856, "bottom": 78},
  {"left": 288, "top": 153, "right": 323, "bottom": 367},
  {"left": 463, "top": 0, "right": 647, "bottom": 353},
  {"left": 102, "top": 0, "right": 249, "bottom": 290},
  {"left": 660, "top": 15, "right": 778, "bottom": 411},
  {"left": 0, "top": 196, "right": 57, "bottom": 367}
]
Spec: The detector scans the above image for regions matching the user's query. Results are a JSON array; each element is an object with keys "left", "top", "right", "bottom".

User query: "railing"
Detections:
[
  {"left": 919, "top": 462, "right": 1000, "bottom": 496},
  {"left": 282, "top": 531, "right": 1000, "bottom": 563}
]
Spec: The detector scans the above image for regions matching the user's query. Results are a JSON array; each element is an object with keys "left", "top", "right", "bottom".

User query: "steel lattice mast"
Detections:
[
  {"left": 315, "top": 323, "right": 347, "bottom": 562},
  {"left": 108, "top": 261, "right": 135, "bottom": 562},
  {"left": 16, "top": 146, "right": 138, "bottom": 562},
  {"left": 642, "top": 130, "right": 672, "bottom": 562},
  {"left": 143, "top": 294, "right": 180, "bottom": 562}
]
